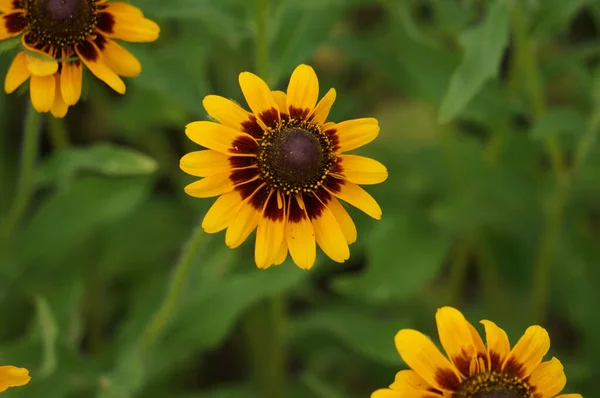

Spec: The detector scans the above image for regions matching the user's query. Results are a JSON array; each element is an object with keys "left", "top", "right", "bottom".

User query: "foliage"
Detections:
[{"left": 0, "top": 0, "right": 598, "bottom": 396}]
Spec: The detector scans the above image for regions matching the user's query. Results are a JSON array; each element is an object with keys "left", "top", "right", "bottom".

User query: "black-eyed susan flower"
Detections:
[
  {"left": 372, "top": 306, "right": 581, "bottom": 398},
  {"left": 0, "top": 0, "right": 159, "bottom": 117},
  {"left": 180, "top": 64, "right": 388, "bottom": 270},
  {"left": 0, "top": 365, "right": 30, "bottom": 392}
]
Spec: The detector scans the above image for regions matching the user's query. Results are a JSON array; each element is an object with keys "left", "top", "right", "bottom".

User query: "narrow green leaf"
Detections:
[
  {"left": 37, "top": 143, "right": 158, "bottom": 188},
  {"left": 438, "top": 1, "right": 512, "bottom": 123},
  {"left": 531, "top": 107, "right": 587, "bottom": 138},
  {"left": 35, "top": 296, "right": 59, "bottom": 378}
]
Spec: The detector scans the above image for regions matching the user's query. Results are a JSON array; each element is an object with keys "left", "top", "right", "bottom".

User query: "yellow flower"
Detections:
[
  {"left": 181, "top": 64, "right": 388, "bottom": 270},
  {"left": 372, "top": 307, "right": 581, "bottom": 398},
  {"left": 0, "top": 365, "right": 30, "bottom": 393},
  {"left": 0, "top": 0, "right": 159, "bottom": 117}
]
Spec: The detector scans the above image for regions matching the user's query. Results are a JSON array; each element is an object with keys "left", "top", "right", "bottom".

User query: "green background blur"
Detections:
[{"left": 0, "top": 0, "right": 597, "bottom": 397}]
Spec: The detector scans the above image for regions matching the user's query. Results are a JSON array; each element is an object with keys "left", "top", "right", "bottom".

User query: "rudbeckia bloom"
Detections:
[
  {"left": 372, "top": 307, "right": 581, "bottom": 398},
  {"left": 0, "top": 365, "right": 30, "bottom": 392},
  {"left": 181, "top": 64, "right": 388, "bottom": 270},
  {"left": 0, "top": 0, "right": 159, "bottom": 117}
]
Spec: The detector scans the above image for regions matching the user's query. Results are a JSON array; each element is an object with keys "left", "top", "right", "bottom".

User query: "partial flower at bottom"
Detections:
[
  {"left": 0, "top": 365, "right": 30, "bottom": 393},
  {"left": 180, "top": 64, "right": 388, "bottom": 270},
  {"left": 0, "top": 0, "right": 159, "bottom": 117},
  {"left": 371, "top": 307, "right": 582, "bottom": 398}
]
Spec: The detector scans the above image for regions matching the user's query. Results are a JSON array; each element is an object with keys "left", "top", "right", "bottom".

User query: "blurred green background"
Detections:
[{"left": 0, "top": 0, "right": 597, "bottom": 396}]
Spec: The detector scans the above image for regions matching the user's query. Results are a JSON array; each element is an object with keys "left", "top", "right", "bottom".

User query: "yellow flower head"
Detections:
[
  {"left": 372, "top": 307, "right": 582, "bottom": 398},
  {"left": 0, "top": 365, "right": 30, "bottom": 393},
  {"left": 181, "top": 64, "right": 388, "bottom": 270},
  {"left": 0, "top": 0, "right": 159, "bottom": 117}
]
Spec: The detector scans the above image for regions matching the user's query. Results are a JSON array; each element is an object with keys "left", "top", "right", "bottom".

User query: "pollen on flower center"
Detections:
[
  {"left": 457, "top": 372, "right": 533, "bottom": 398},
  {"left": 258, "top": 123, "right": 334, "bottom": 195},
  {"left": 26, "top": 0, "right": 97, "bottom": 47}
]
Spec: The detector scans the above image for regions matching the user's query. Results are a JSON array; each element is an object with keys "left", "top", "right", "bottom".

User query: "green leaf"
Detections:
[
  {"left": 35, "top": 296, "right": 59, "bottom": 378},
  {"left": 293, "top": 305, "right": 408, "bottom": 366},
  {"left": 0, "top": 37, "right": 21, "bottom": 54},
  {"left": 531, "top": 107, "right": 587, "bottom": 138},
  {"left": 37, "top": 144, "right": 158, "bottom": 189},
  {"left": 438, "top": 1, "right": 512, "bottom": 123},
  {"left": 334, "top": 213, "right": 452, "bottom": 302},
  {"left": 532, "top": 0, "right": 590, "bottom": 37}
]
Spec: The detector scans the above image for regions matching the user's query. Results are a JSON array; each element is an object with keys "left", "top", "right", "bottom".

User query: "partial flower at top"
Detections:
[
  {"left": 0, "top": 0, "right": 159, "bottom": 117},
  {"left": 0, "top": 365, "right": 30, "bottom": 393},
  {"left": 180, "top": 64, "right": 388, "bottom": 270},
  {"left": 371, "top": 306, "right": 582, "bottom": 398}
]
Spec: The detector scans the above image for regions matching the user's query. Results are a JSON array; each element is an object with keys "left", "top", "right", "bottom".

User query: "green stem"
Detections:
[
  {"left": 47, "top": 116, "right": 71, "bottom": 150},
  {"left": 249, "top": 1, "right": 287, "bottom": 396},
  {"left": 0, "top": 104, "right": 43, "bottom": 249},
  {"left": 140, "top": 225, "right": 205, "bottom": 349},
  {"left": 512, "top": 5, "right": 568, "bottom": 323}
]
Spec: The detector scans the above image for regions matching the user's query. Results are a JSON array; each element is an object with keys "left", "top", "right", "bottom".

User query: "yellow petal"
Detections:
[
  {"left": 329, "top": 118, "right": 379, "bottom": 153},
  {"left": 203, "top": 95, "right": 252, "bottom": 130},
  {"left": 98, "top": 2, "right": 160, "bottom": 42},
  {"left": 25, "top": 52, "right": 58, "bottom": 76},
  {"left": 370, "top": 389, "right": 400, "bottom": 398},
  {"left": 239, "top": 71, "right": 280, "bottom": 129},
  {"left": 336, "top": 154, "right": 388, "bottom": 185},
  {"left": 395, "top": 329, "right": 460, "bottom": 392},
  {"left": 76, "top": 40, "right": 126, "bottom": 94},
  {"left": 202, "top": 191, "right": 243, "bottom": 233},
  {"left": 0, "top": 0, "right": 22, "bottom": 12},
  {"left": 30, "top": 74, "right": 55, "bottom": 113},
  {"left": 100, "top": 38, "right": 141, "bottom": 77},
  {"left": 255, "top": 191, "right": 286, "bottom": 269},
  {"left": 435, "top": 307, "right": 486, "bottom": 377},
  {"left": 185, "top": 121, "right": 258, "bottom": 155},
  {"left": 0, "top": 366, "right": 31, "bottom": 393},
  {"left": 271, "top": 90, "right": 287, "bottom": 114},
  {"left": 327, "top": 180, "right": 382, "bottom": 220},
  {"left": 272, "top": 236, "right": 288, "bottom": 266},
  {"left": 60, "top": 61, "right": 82, "bottom": 106},
  {"left": 286, "top": 197, "right": 316, "bottom": 270},
  {"left": 4, "top": 52, "right": 30, "bottom": 94},
  {"left": 286, "top": 64, "right": 318, "bottom": 116},
  {"left": 311, "top": 198, "right": 349, "bottom": 263},
  {"left": 480, "top": 320, "right": 510, "bottom": 371},
  {"left": 555, "top": 395, "right": 583, "bottom": 398},
  {"left": 388, "top": 370, "right": 433, "bottom": 392},
  {"left": 528, "top": 357, "right": 566, "bottom": 397},
  {"left": 184, "top": 172, "right": 234, "bottom": 198},
  {"left": 180, "top": 150, "right": 231, "bottom": 177},
  {"left": 311, "top": 88, "right": 336, "bottom": 125},
  {"left": 0, "top": 12, "right": 26, "bottom": 40},
  {"left": 50, "top": 74, "right": 68, "bottom": 118},
  {"left": 225, "top": 200, "right": 260, "bottom": 248},
  {"left": 326, "top": 197, "right": 356, "bottom": 244},
  {"left": 502, "top": 325, "right": 550, "bottom": 379}
]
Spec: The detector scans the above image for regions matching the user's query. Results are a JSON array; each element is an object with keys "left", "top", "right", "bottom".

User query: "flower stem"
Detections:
[
  {"left": 250, "top": 1, "right": 288, "bottom": 396},
  {"left": 512, "top": 5, "right": 568, "bottom": 323},
  {"left": 140, "top": 225, "right": 205, "bottom": 349},
  {"left": 47, "top": 116, "right": 71, "bottom": 150},
  {"left": 0, "top": 104, "right": 43, "bottom": 250}
]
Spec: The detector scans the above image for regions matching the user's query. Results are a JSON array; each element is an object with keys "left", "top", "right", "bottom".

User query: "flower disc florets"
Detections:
[
  {"left": 457, "top": 371, "right": 533, "bottom": 398},
  {"left": 258, "top": 119, "right": 335, "bottom": 195},
  {"left": 26, "top": 0, "right": 97, "bottom": 47}
]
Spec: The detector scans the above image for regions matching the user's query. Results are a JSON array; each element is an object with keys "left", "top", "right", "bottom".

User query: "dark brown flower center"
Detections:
[
  {"left": 26, "top": 0, "right": 97, "bottom": 47},
  {"left": 456, "top": 372, "right": 533, "bottom": 398},
  {"left": 259, "top": 123, "right": 334, "bottom": 195}
]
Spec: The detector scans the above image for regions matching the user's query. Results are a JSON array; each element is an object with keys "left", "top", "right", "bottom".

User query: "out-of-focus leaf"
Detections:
[
  {"left": 531, "top": 107, "right": 587, "bottom": 138},
  {"left": 532, "top": 0, "right": 590, "bottom": 37},
  {"left": 10, "top": 176, "right": 152, "bottom": 270},
  {"left": 97, "top": 349, "right": 146, "bottom": 398},
  {"left": 35, "top": 296, "right": 59, "bottom": 378},
  {"left": 335, "top": 213, "right": 451, "bottom": 302},
  {"left": 37, "top": 144, "right": 158, "bottom": 189},
  {"left": 438, "top": 1, "right": 512, "bottom": 123},
  {"left": 293, "top": 305, "right": 408, "bottom": 366},
  {"left": 0, "top": 37, "right": 20, "bottom": 54}
]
